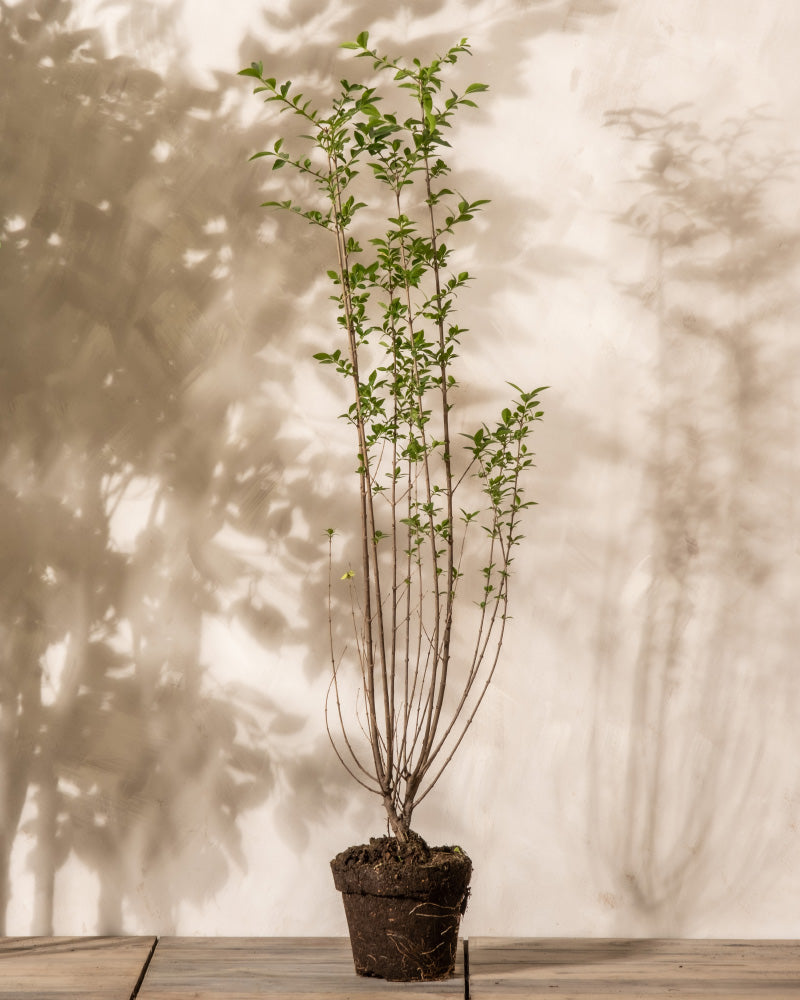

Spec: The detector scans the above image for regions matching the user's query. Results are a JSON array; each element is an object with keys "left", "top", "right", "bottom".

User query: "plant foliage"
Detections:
[{"left": 240, "top": 34, "right": 545, "bottom": 841}]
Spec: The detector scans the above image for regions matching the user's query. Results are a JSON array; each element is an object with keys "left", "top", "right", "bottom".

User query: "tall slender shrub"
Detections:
[{"left": 241, "top": 33, "right": 545, "bottom": 842}]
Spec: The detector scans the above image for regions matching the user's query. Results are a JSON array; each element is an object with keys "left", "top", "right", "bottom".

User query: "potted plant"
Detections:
[{"left": 240, "top": 33, "right": 544, "bottom": 982}]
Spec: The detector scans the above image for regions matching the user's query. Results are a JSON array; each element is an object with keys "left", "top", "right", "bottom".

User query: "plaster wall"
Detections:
[{"left": 2, "top": 0, "right": 799, "bottom": 938}]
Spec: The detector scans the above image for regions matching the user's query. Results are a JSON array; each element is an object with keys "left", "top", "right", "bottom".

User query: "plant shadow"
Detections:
[
  {"left": 586, "top": 102, "right": 800, "bottom": 933},
  {"left": 470, "top": 936, "right": 657, "bottom": 976},
  {"left": 0, "top": 0, "right": 355, "bottom": 935},
  {"left": 0, "top": 0, "right": 619, "bottom": 934}
]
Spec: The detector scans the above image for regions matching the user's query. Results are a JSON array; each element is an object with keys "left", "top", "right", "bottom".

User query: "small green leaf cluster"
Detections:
[{"left": 467, "top": 384, "right": 546, "bottom": 607}]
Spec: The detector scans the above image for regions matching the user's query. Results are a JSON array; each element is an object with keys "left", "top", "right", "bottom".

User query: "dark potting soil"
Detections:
[
  {"left": 334, "top": 831, "right": 439, "bottom": 867},
  {"left": 330, "top": 832, "right": 472, "bottom": 903}
]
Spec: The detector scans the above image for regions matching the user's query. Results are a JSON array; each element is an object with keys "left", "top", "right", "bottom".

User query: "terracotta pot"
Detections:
[{"left": 331, "top": 841, "right": 471, "bottom": 982}]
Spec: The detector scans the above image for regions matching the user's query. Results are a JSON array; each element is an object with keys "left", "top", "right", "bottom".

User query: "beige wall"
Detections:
[{"left": 2, "top": 0, "right": 799, "bottom": 937}]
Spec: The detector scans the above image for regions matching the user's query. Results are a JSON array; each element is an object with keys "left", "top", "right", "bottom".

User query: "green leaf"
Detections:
[
  {"left": 465, "top": 82, "right": 489, "bottom": 94},
  {"left": 356, "top": 30, "right": 370, "bottom": 48}
]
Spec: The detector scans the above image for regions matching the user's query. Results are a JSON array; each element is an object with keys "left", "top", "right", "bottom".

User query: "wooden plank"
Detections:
[
  {"left": 469, "top": 938, "right": 800, "bottom": 998},
  {"left": 137, "top": 937, "right": 465, "bottom": 999},
  {"left": 0, "top": 937, "right": 156, "bottom": 1000}
]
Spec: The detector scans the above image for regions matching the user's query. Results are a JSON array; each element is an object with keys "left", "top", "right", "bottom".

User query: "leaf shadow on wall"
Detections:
[
  {"left": 0, "top": 0, "right": 619, "bottom": 934},
  {"left": 587, "top": 104, "right": 800, "bottom": 934},
  {"left": 0, "top": 0, "right": 358, "bottom": 935}
]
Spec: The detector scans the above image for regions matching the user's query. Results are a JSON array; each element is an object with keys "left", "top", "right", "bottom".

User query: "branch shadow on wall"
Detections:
[
  {"left": 0, "top": 0, "right": 359, "bottom": 935},
  {"left": 587, "top": 103, "right": 800, "bottom": 933},
  {"left": 0, "top": 0, "right": 618, "bottom": 933}
]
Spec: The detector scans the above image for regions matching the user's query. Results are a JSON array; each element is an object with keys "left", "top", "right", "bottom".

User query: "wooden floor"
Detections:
[
  {"left": 0, "top": 937, "right": 156, "bottom": 1000},
  {"left": 137, "top": 937, "right": 465, "bottom": 999},
  {"left": 469, "top": 938, "right": 800, "bottom": 998},
  {"left": 1, "top": 936, "right": 799, "bottom": 998}
]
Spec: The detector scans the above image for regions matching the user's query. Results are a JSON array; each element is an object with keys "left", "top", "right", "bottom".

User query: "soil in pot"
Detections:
[{"left": 330, "top": 833, "right": 472, "bottom": 982}]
